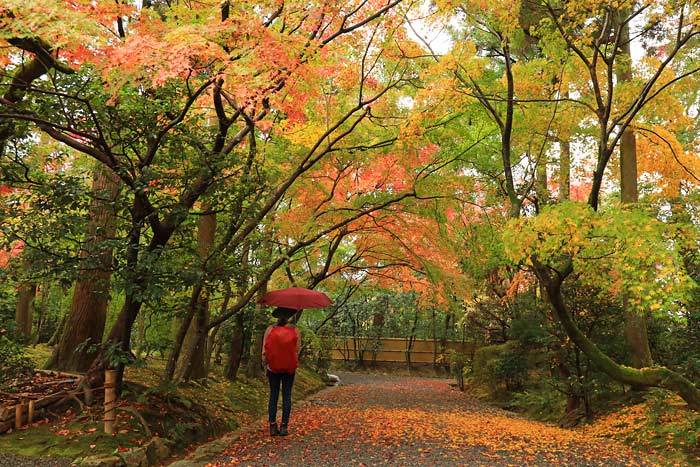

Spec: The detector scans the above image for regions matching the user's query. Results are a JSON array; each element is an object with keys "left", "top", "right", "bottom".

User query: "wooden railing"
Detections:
[{"left": 329, "top": 337, "right": 473, "bottom": 365}]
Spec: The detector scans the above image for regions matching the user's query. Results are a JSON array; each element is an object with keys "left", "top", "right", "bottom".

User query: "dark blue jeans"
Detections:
[{"left": 267, "top": 370, "right": 295, "bottom": 425}]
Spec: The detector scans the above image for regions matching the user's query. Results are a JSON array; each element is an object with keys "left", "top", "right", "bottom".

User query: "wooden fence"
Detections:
[{"left": 329, "top": 337, "right": 473, "bottom": 365}]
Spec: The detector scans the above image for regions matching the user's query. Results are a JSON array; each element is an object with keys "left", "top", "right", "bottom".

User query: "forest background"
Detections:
[{"left": 3, "top": 0, "right": 700, "bottom": 464}]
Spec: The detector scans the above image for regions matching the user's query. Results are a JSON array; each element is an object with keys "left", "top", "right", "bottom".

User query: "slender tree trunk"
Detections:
[
  {"left": 47, "top": 307, "right": 67, "bottom": 347},
  {"left": 87, "top": 217, "right": 143, "bottom": 392},
  {"left": 224, "top": 246, "right": 249, "bottom": 381},
  {"left": 50, "top": 164, "right": 119, "bottom": 372},
  {"left": 246, "top": 231, "right": 272, "bottom": 378},
  {"left": 372, "top": 298, "right": 386, "bottom": 367},
  {"left": 246, "top": 286, "right": 268, "bottom": 378},
  {"left": 88, "top": 295, "right": 144, "bottom": 393},
  {"left": 177, "top": 210, "right": 216, "bottom": 382},
  {"left": 136, "top": 312, "right": 147, "bottom": 356},
  {"left": 406, "top": 308, "right": 420, "bottom": 370},
  {"left": 14, "top": 282, "right": 36, "bottom": 342},
  {"left": 225, "top": 313, "right": 245, "bottom": 381},
  {"left": 178, "top": 300, "right": 210, "bottom": 382},
  {"left": 441, "top": 311, "right": 452, "bottom": 371},
  {"left": 559, "top": 136, "right": 571, "bottom": 201},
  {"left": 33, "top": 280, "right": 50, "bottom": 345},
  {"left": 535, "top": 152, "right": 549, "bottom": 209},
  {"left": 206, "top": 323, "right": 222, "bottom": 373},
  {"left": 205, "top": 287, "right": 232, "bottom": 372},
  {"left": 553, "top": 343, "right": 581, "bottom": 416},
  {"left": 616, "top": 14, "right": 653, "bottom": 370},
  {"left": 164, "top": 304, "right": 196, "bottom": 383}
]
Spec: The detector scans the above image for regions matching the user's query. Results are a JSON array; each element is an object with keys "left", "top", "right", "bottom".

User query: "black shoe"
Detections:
[
  {"left": 279, "top": 423, "right": 288, "bottom": 436},
  {"left": 269, "top": 423, "right": 279, "bottom": 436}
]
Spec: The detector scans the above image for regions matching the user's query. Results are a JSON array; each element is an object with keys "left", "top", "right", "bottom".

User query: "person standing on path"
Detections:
[{"left": 262, "top": 307, "right": 301, "bottom": 437}]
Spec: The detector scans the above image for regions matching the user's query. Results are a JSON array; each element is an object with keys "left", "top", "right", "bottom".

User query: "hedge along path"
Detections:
[{"left": 205, "top": 373, "right": 662, "bottom": 467}]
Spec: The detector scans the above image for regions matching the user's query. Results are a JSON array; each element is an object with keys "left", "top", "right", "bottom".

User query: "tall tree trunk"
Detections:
[
  {"left": 225, "top": 313, "right": 246, "bottom": 381},
  {"left": 163, "top": 303, "right": 196, "bottom": 383},
  {"left": 246, "top": 231, "right": 272, "bottom": 379},
  {"left": 87, "top": 217, "right": 143, "bottom": 393},
  {"left": 206, "top": 289, "right": 231, "bottom": 372},
  {"left": 14, "top": 282, "right": 36, "bottom": 342},
  {"left": 246, "top": 286, "right": 268, "bottom": 378},
  {"left": 177, "top": 210, "right": 216, "bottom": 382},
  {"left": 87, "top": 292, "right": 144, "bottom": 393},
  {"left": 372, "top": 298, "right": 386, "bottom": 367},
  {"left": 405, "top": 307, "right": 420, "bottom": 370},
  {"left": 32, "top": 280, "right": 50, "bottom": 345},
  {"left": 224, "top": 247, "right": 249, "bottom": 382},
  {"left": 559, "top": 136, "right": 571, "bottom": 201},
  {"left": 177, "top": 300, "right": 210, "bottom": 382},
  {"left": 535, "top": 152, "right": 549, "bottom": 209},
  {"left": 47, "top": 306, "right": 67, "bottom": 347},
  {"left": 206, "top": 324, "right": 222, "bottom": 373},
  {"left": 440, "top": 311, "right": 452, "bottom": 371},
  {"left": 616, "top": 14, "right": 653, "bottom": 370},
  {"left": 49, "top": 164, "right": 119, "bottom": 372},
  {"left": 136, "top": 311, "right": 147, "bottom": 356}
]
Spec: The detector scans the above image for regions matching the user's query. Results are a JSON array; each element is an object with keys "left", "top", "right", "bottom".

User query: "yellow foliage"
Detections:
[{"left": 637, "top": 126, "right": 700, "bottom": 197}]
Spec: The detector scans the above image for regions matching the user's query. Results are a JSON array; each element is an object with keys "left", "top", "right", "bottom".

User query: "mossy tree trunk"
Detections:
[{"left": 534, "top": 259, "right": 700, "bottom": 410}]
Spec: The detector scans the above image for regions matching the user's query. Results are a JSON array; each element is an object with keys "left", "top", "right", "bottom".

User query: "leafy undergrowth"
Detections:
[
  {"left": 0, "top": 350, "right": 325, "bottom": 463},
  {"left": 581, "top": 389, "right": 700, "bottom": 467}
]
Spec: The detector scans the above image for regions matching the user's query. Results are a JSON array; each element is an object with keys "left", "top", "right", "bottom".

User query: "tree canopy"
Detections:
[{"left": 3, "top": 0, "right": 700, "bottom": 415}]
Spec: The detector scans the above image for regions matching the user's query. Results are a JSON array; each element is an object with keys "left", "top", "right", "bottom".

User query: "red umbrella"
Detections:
[{"left": 259, "top": 287, "right": 332, "bottom": 310}]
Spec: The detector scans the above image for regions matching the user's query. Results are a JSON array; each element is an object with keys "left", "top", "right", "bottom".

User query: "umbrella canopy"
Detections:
[{"left": 260, "top": 287, "right": 332, "bottom": 310}]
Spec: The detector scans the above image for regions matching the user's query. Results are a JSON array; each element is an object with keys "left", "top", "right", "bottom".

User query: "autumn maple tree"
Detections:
[{"left": 0, "top": 0, "right": 434, "bottom": 388}]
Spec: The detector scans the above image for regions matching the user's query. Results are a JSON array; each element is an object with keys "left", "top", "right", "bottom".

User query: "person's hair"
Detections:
[{"left": 277, "top": 316, "right": 289, "bottom": 325}]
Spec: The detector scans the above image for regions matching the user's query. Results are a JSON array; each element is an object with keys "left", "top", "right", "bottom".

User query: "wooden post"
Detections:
[
  {"left": 14, "top": 403, "right": 23, "bottom": 430},
  {"left": 104, "top": 370, "right": 117, "bottom": 435},
  {"left": 27, "top": 400, "right": 35, "bottom": 425}
]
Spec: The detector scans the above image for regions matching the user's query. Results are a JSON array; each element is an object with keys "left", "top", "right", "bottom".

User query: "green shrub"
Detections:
[
  {"left": 494, "top": 352, "right": 528, "bottom": 391},
  {"left": 0, "top": 334, "right": 34, "bottom": 391},
  {"left": 473, "top": 341, "right": 528, "bottom": 392},
  {"left": 299, "top": 325, "right": 334, "bottom": 374},
  {"left": 448, "top": 350, "right": 469, "bottom": 391}
]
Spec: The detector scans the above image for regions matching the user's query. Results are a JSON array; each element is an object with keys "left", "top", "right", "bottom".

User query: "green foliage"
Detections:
[
  {"left": 506, "top": 292, "right": 552, "bottom": 349},
  {"left": 447, "top": 350, "right": 469, "bottom": 391},
  {"left": 504, "top": 201, "right": 694, "bottom": 315},
  {"left": 0, "top": 335, "right": 33, "bottom": 391},
  {"left": 473, "top": 341, "right": 527, "bottom": 392},
  {"left": 493, "top": 352, "right": 528, "bottom": 391},
  {"left": 509, "top": 387, "right": 566, "bottom": 423},
  {"left": 299, "top": 324, "right": 335, "bottom": 374},
  {"left": 0, "top": 280, "right": 16, "bottom": 334},
  {"left": 103, "top": 342, "right": 137, "bottom": 368}
]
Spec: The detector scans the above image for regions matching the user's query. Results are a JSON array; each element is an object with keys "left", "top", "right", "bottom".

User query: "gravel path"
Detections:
[
  {"left": 0, "top": 453, "right": 72, "bottom": 467},
  {"left": 201, "top": 373, "right": 661, "bottom": 467}
]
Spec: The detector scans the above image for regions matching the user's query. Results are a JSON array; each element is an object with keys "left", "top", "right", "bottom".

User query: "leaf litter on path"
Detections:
[{"left": 205, "top": 373, "right": 662, "bottom": 467}]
